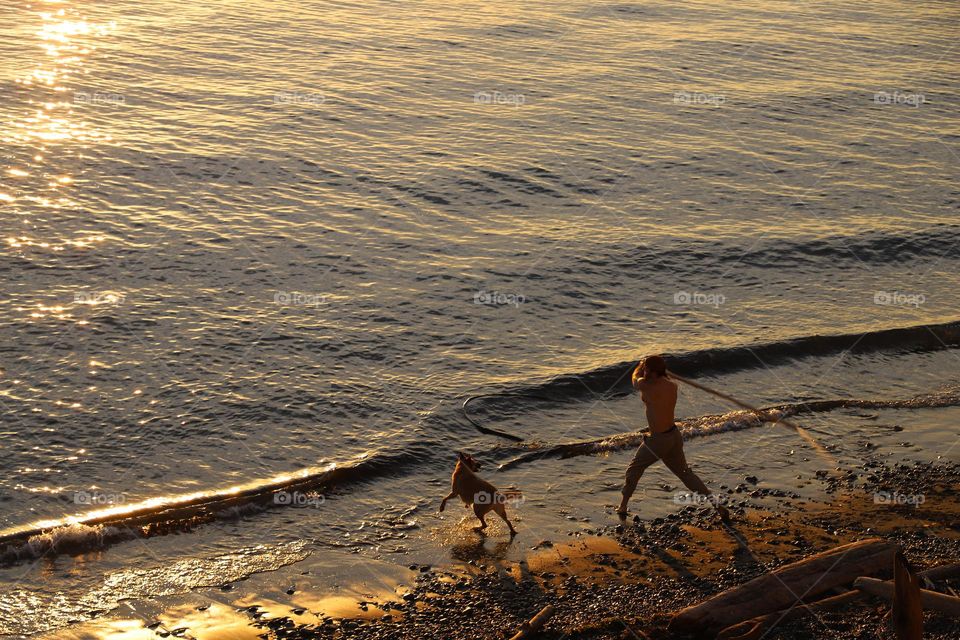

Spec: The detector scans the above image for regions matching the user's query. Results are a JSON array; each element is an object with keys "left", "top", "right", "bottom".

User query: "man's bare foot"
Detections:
[
  {"left": 615, "top": 500, "right": 629, "bottom": 518},
  {"left": 616, "top": 501, "right": 629, "bottom": 518}
]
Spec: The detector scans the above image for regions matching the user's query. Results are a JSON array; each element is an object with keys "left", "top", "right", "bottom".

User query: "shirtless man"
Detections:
[{"left": 617, "top": 355, "right": 729, "bottom": 521}]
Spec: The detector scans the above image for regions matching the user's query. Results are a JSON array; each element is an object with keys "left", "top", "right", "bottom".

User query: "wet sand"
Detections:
[{"left": 50, "top": 458, "right": 959, "bottom": 640}]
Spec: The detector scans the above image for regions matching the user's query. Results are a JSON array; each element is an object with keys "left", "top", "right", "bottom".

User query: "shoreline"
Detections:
[{"left": 46, "top": 457, "right": 960, "bottom": 640}]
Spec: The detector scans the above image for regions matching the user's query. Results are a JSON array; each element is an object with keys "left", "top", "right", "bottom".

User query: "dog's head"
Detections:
[{"left": 456, "top": 451, "right": 481, "bottom": 472}]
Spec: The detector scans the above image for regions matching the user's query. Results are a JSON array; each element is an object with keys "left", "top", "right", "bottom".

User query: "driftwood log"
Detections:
[
  {"left": 509, "top": 605, "right": 555, "bottom": 640},
  {"left": 855, "top": 577, "right": 960, "bottom": 618},
  {"left": 669, "top": 538, "right": 898, "bottom": 634},
  {"left": 916, "top": 562, "right": 960, "bottom": 585},
  {"left": 719, "top": 561, "right": 960, "bottom": 640}
]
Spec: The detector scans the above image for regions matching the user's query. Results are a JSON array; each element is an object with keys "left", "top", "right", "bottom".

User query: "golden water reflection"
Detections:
[
  {"left": 2, "top": 1, "right": 117, "bottom": 325},
  {"left": 2, "top": 2, "right": 113, "bottom": 212}
]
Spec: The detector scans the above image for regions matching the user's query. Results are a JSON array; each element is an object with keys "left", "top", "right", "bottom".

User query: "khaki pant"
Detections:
[{"left": 621, "top": 428, "right": 712, "bottom": 500}]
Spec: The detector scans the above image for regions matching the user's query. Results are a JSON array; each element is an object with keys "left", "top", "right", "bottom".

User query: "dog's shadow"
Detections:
[
  {"left": 448, "top": 534, "right": 551, "bottom": 620},
  {"left": 448, "top": 535, "right": 514, "bottom": 564}
]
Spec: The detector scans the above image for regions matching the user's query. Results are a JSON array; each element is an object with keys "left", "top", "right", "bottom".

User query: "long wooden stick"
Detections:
[
  {"left": 668, "top": 371, "right": 837, "bottom": 467},
  {"left": 462, "top": 395, "right": 525, "bottom": 442}
]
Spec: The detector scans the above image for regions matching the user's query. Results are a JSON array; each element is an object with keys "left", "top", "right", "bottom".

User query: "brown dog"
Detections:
[{"left": 439, "top": 452, "right": 518, "bottom": 535}]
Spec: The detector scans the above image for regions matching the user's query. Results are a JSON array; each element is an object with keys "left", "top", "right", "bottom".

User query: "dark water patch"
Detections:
[
  {"left": 478, "top": 169, "right": 565, "bottom": 198},
  {"left": 610, "top": 224, "right": 960, "bottom": 272}
]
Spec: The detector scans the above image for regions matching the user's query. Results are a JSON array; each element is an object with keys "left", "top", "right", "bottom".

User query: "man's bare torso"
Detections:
[{"left": 637, "top": 376, "right": 677, "bottom": 433}]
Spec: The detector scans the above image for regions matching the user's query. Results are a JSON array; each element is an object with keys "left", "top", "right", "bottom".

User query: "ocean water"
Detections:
[{"left": 1, "top": 0, "right": 958, "bottom": 636}]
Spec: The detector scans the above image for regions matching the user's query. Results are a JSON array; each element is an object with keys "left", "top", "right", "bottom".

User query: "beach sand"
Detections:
[{"left": 50, "top": 458, "right": 959, "bottom": 639}]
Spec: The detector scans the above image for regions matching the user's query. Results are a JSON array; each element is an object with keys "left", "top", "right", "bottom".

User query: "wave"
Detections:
[
  {"left": 497, "top": 384, "right": 960, "bottom": 470},
  {"left": 462, "top": 319, "right": 960, "bottom": 409},
  {"left": 0, "top": 448, "right": 425, "bottom": 566}
]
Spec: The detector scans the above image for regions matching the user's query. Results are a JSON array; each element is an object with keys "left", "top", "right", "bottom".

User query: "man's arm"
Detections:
[{"left": 631, "top": 361, "right": 645, "bottom": 390}]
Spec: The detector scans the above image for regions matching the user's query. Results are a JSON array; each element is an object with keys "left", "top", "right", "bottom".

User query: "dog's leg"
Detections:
[
  {"left": 472, "top": 503, "right": 488, "bottom": 532},
  {"left": 493, "top": 502, "right": 517, "bottom": 536},
  {"left": 439, "top": 491, "right": 456, "bottom": 513}
]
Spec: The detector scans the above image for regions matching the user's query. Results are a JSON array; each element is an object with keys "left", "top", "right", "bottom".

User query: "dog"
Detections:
[{"left": 439, "top": 451, "right": 518, "bottom": 535}]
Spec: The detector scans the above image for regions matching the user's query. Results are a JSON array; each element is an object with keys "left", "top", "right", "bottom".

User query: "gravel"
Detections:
[{"left": 231, "top": 459, "right": 959, "bottom": 639}]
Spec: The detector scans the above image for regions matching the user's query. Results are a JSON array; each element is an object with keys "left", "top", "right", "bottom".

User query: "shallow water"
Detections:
[{"left": 1, "top": 0, "right": 958, "bottom": 636}]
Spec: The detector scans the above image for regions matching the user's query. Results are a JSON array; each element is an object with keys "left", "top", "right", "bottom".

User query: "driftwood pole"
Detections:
[
  {"left": 855, "top": 577, "right": 960, "bottom": 618},
  {"left": 892, "top": 551, "right": 923, "bottom": 640},
  {"left": 509, "top": 605, "right": 555, "bottom": 640}
]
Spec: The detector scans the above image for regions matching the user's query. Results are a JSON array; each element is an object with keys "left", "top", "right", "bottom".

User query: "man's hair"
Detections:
[{"left": 641, "top": 354, "right": 668, "bottom": 377}]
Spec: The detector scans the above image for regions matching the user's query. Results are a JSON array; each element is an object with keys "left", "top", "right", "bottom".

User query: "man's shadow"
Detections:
[
  {"left": 641, "top": 540, "right": 701, "bottom": 583},
  {"left": 718, "top": 517, "right": 763, "bottom": 569},
  {"left": 618, "top": 511, "right": 761, "bottom": 583}
]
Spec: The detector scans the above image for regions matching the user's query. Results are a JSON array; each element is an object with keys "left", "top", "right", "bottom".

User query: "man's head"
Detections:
[{"left": 638, "top": 354, "right": 668, "bottom": 379}]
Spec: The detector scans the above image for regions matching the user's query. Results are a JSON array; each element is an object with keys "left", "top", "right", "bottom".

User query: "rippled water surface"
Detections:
[{"left": 1, "top": 0, "right": 958, "bottom": 636}]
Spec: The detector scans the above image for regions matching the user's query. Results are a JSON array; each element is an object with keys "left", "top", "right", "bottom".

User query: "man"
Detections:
[{"left": 617, "top": 355, "right": 729, "bottom": 521}]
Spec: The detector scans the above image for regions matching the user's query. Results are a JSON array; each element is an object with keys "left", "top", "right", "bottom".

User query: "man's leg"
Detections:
[
  {"left": 660, "top": 434, "right": 729, "bottom": 520},
  {"left": 618, "top": 437, "right": 661, "bottom": 514}
]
